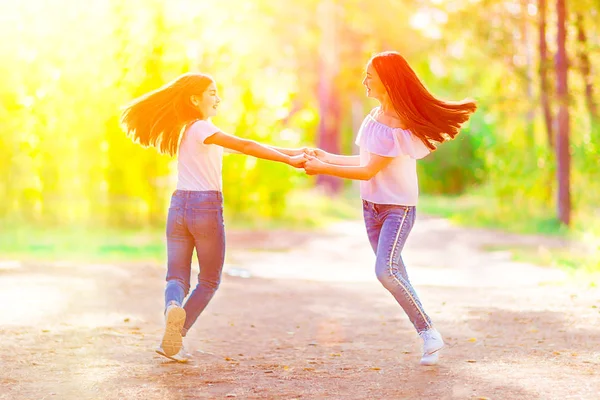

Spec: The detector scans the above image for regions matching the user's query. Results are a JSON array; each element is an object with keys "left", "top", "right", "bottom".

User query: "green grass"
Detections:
[
  {"left": 0, "top": 227, "right": 166, "bottom": 262},
  {"left": 3, "top": 186, "right": 598, "bottom": 274},
  {"left": 419, "top": 189, "right": 600, "bottom": 273},
  {"left": 481, "top": 243, "right": 591, "bottom": 270},
  {"left": 225, "top": 188, "right": 361, "bottom": 230},
  {"left": 0, "top": 189, "right": 362, "bottom": 262},
  {"left": 418, "top": 193, "right": 569, "bottom": 236}
]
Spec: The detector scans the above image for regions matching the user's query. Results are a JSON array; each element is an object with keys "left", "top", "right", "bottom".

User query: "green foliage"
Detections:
[
  {"left": 418, "top": 110, "right": 490, "bottom": 194},
  {"left": 1, "top": 0, "right": 599, "bottom": 275}
]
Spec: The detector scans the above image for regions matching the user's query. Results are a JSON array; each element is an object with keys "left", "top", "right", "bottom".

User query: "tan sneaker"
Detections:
[{"left": 158, "top": 303, "right": 186, "bottom": 357}]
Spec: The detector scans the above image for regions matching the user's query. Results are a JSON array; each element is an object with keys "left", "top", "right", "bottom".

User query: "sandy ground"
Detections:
[{"left": 1, "top": 215, "right": 599, "bottom": 400}]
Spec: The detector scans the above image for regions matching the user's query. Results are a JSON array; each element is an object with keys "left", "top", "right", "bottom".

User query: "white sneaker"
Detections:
[
  {"left": 156, "top": 344, "right": 192, "bottom": 363},
  {"left": 159, "top": 303, "right": 186, "bottom": 357},
  {"left": 420, "top": 351, "right": 439, "bottom": 366},
  {"left": 419, "top": 328, "right": 444, "bottom": 356}
]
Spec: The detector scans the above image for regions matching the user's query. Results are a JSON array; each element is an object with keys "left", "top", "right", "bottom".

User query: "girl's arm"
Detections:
[
  {"left": 266, "top": 145, "right": 308, "bottom": 157},
  {"left": 316, "top": 150, "right": 361, "bottom": 166},
  {"left": 204, "top": 131, "right": 306, "bottom": 168},
  {"left": 224, "top": 144, "right": 307, "bottom": 157},
  {"left": 304, "top": 153, "right": 393, "bottom": 180}
]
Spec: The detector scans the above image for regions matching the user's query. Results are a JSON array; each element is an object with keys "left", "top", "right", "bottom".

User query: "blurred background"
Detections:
[{"left": 0, "top": 0, "right": 598, "bottom": 270}]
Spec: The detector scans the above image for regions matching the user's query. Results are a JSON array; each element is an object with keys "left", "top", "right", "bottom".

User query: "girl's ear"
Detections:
[{"left": 190, "top": 95, "right": 200, "bottom": 107}]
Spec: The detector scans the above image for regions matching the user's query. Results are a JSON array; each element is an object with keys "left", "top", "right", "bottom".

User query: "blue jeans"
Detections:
[
  {"left": 165, "top": 190, "right": 226, "bottom": 336},
  {"left": 363, "top": 200, "right": 433, "bottom": 333}
]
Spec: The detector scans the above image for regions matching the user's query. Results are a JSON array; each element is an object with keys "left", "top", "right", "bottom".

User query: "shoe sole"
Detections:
[
  {"left": 155, "top": 348, "right": 189, "bottom": 363},
  {"left": 421, "top": 343, "right": 444, "bottom": 366},
  {"left": 424, "top": 342, "right": 445, "bottom": 356},
  {"left": 420, "top": 352, "right": 439, "bottom": 366},
  {"left": 160, "top": 306, "right": 186, "bottom": 357}
]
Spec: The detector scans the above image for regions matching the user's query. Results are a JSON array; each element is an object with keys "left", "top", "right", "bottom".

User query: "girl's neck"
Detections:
[
  {"left": 379, "top": 99, "right": 395, "bottom": 115},
  {"left": 378, "top": 99, "right": 408, "bottom": 129}
]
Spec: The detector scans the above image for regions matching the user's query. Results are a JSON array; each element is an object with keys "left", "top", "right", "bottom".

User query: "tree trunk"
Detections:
[
  {"left": 539, "top": 0, "right": 554, "bottom": 147},
  {"left": 575, "top": 13, "right": 598, "bottom": 125},
  {"left": 555, "top": 0, "right": 571, "bottom": 225},
  {"left": 316, "top": 0, "right": 342, "bottom": 194},
  {"left": 521, "top": 0, "right": 535, "bottom": 147}
]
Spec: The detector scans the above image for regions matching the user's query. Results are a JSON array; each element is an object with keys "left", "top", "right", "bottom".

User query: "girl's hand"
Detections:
[
  {"left": 288, "top": 153, "right": 308, "bottom": 168},
  {"left": 301, "top": 147, "right": 316, "bottom": 157},
  {"left": 291, "top": 147, "right": 311, "bottom": 156},
  {"left": 304, "top": 147, "right": 329, "bottom": 162},
  {"left": 303, "top": 156, "right": 326, "bottom": 175}
]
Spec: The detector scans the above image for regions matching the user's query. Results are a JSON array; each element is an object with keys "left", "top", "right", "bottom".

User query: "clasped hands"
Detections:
[{"left": 288, "top": 147, "right": 328, "bottom": 175}]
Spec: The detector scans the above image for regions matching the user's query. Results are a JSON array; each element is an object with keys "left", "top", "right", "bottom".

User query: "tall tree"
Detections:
[
  {"left": 316, "top": 0, "right": 342, "bottom": 194},
  {"left": 538, "top": 0, "right": 554, "bottom": 147},
  {"left": 555, "top": 0, "right": 571, "bottom": 225},
  {"left": 521, "top": 0, "right": 535, "bottom": 146},
  {"left": 575, "top": 12, "right": 598, "bottom": 125}
]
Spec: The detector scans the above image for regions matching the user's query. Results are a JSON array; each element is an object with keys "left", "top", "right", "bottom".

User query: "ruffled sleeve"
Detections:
[
  {"left": 358, "top": 116, "right": 430, "bottom": 159},
  {"left": 393, "top": 128, "right": 431, "bottom": 159}
]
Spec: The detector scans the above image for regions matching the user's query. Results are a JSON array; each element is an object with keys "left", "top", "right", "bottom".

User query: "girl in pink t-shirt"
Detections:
[
  {"left": 121, "top": 73, "right": 307, "bottom": 362},
  {"left": 305, "top": 51, "right": 476, "bottom": 365}
]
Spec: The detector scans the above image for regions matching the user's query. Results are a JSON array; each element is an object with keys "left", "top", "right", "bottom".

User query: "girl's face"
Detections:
[
  {"left": 191, "top": 82, "right": 221, "bottom": 118},
  {"left": 361, "top": 63, "right": 387, "bottom": 101}
]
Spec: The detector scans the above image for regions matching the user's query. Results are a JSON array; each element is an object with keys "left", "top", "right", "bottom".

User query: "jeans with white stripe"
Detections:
[{"left": 362, "top": 200, "right": 433, "bottom": 333}]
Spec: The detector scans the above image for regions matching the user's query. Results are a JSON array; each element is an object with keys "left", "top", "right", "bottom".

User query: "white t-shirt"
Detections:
[
  {"left": 177, "top": 120, "right": 223, "bottom": 191},
  {"left": 355, "top": 111, "right": 431, "bottom": 206}
]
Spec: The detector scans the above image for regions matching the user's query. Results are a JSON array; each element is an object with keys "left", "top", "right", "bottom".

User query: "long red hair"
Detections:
[
  {"left": 371, "top": 51, "right": 477, "bottom": 150},
  {"left": 120, "top": 73, "right": 213, "bottom": 156}
]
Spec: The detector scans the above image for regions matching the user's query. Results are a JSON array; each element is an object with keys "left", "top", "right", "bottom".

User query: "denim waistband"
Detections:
[
  {"left": 362, "top": 199, "right": 414, "bottom": 212},
  {"left": 172, "top": 190, "right": 222, "bottom": 200}
]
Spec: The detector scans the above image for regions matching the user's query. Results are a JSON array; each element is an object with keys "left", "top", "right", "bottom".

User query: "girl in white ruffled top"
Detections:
[{"left": 304, "top": 51, "right": 476, "bottom": 365}]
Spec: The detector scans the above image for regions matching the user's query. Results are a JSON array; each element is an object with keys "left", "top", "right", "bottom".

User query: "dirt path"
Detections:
[{"left": 1, "top": 216, "right": 599, "bottom": 400}]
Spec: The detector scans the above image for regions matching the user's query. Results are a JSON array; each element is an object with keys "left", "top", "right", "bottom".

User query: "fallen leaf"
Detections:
[
  {"left": 468, "top": 337, "right": 477, "bottom": 342},
  {"left": 466, "top": 360, "right": 477, "bottom": 363},
  {"left": 370, "top": 367, "right": 381, "bottom": 371}
]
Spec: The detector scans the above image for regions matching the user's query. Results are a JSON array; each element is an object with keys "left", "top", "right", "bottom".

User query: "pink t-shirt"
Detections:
[
  {"left": 177, "top": 120, "right": 223, "bottom": 191},
  {"left": 355, "top": 110, "right": 431, "bottom": 206}
]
